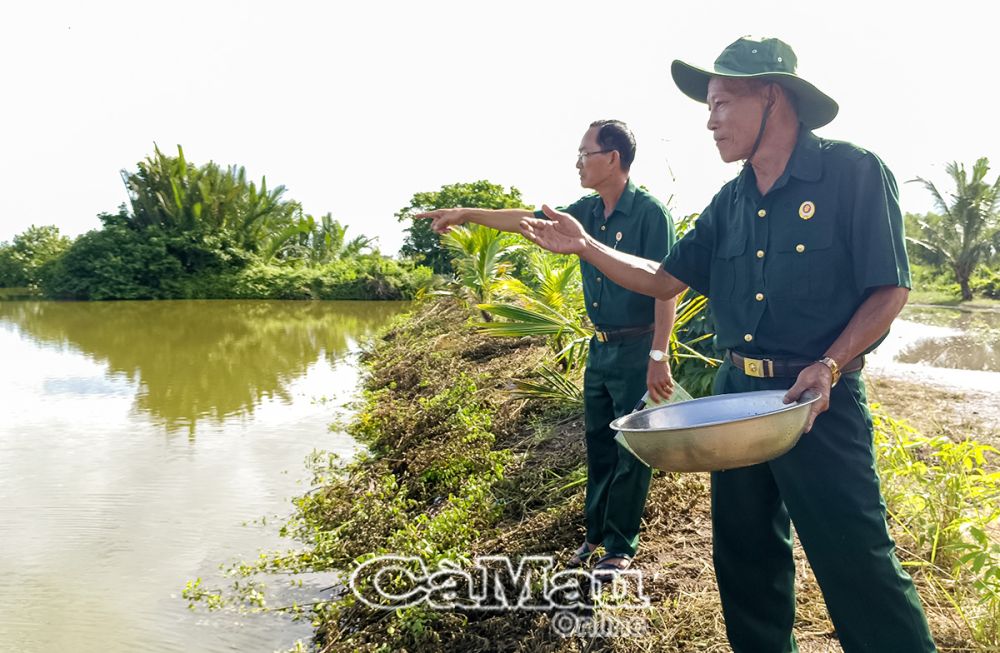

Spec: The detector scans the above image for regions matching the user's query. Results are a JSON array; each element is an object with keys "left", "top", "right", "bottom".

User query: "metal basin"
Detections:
[{"left": 611, "top": 390, "right": 820, "bottom": 472}]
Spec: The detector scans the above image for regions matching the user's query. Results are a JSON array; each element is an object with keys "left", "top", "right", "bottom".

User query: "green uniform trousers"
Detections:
[
  {"left": 583, "top": 333, "right": 653, "bottom": 557},
  {"left": 711, "top": 359, "right": 936, "bottom": 653}
]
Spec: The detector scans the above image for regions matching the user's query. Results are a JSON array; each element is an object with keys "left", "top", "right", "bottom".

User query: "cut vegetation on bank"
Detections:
[{"left": 188, "top": 297, "right": 999, "bottom": 653}]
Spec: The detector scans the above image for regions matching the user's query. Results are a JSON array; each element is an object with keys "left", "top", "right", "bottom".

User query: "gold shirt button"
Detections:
[
  {"left": 757, "top": 209, "right": 767, "bottom": 218},
  {"left": 755, "top": 293, "right": 764, "bottom": 301},
  {"left": 795, "top": 243, "right": 805, "bottom": 253},
  {"left": 744, "top": 333, "right": 753, "bottom": 342},
  {"left": 756, "top": 250, "right": 765, "bottom": 258}
]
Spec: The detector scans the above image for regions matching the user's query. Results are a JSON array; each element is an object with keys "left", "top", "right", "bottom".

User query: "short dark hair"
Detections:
[{"left": 589, "top": 119, "right": 636, "bottom": 172}]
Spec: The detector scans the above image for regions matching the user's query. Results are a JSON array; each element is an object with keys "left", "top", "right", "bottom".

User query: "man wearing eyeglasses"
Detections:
[
  {"left": 417, "top": 119, "right": 676, "bottom": 577},
  {"left": 519, "top": 38, "right": 936, "bottom": 652}
]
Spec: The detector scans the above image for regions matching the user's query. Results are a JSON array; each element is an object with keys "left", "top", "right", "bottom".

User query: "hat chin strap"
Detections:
[{"left": 745, "top": 88, "right": 777, "bottom": 164}]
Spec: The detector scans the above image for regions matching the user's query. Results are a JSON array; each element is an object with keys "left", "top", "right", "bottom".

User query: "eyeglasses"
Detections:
[{"left": 577, "top": 149, "right": 612, "bottom": 163}]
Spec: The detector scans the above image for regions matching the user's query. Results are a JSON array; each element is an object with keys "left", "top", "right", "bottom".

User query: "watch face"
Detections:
[{"left": 649, "top": 350, "right": 665, "bottom": 361}]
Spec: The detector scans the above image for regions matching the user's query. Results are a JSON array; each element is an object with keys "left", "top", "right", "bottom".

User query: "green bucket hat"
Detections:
[{"left": 671, "top": 36, "right": 838, "bottom": 129}]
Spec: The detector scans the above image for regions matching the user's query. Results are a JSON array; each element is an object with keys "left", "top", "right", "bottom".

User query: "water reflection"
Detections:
[
  {"left": 0, "top": 299, "right": 406, "bottom": 653},
  {"left": 904, "top": 305, "right": 1000, "bottom": 330},
  {"left": 896, "top": 335, "right": 1000, "bottom": 371},
  {"left": 0, "top": 300, "right": 402, "bottom": 435},
  {"left": 895, "top": 306, "right": 1000, "bottom": 372}
]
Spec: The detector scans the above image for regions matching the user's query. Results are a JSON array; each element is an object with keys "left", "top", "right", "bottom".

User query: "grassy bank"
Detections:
[
  {"left": 188, "top": 296, "right": 999, "bottom": 652},
  {"left": 908, "top": 291, "right": 1000, "bottom": 309}
]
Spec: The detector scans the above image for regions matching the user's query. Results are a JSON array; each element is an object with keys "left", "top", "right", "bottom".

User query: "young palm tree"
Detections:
[
  {"left": 260, "top": 213, "right": 377, "bottom": 265},
  {"left": 909, "top": 158, "right": 1000, "bottom": 300},
  {"left": 477, "top": 249, "right": 589, "bottom": 371},
  {"left": 440, "top": 224, "right": 523, "bottom": 317},
  {"left": 474, "top": 248, "right": 719, "bottom": 403}
]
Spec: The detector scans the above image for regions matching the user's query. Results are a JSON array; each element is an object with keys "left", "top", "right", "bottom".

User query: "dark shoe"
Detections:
[
  {"left": 566, "top": 542, "right": 599, "bottom": 569},
  {"left": 591, "top": 553, "right": 633, "bottom": 581}
]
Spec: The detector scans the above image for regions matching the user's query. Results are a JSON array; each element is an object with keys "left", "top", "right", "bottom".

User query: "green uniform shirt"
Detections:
[
  {"left": 536, "top": 179, "right": 675, "bottom": 329},
  {"left": 662, "top": 128, "right": 910, "bottom": 359}
]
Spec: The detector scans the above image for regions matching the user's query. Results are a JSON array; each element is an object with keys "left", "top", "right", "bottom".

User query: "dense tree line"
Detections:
[
  {"left": 5, "top": 152, "right": 996, "bottom": 302},
  {"left": 0, "top": 147, "right": 431, "bottom": 300}
]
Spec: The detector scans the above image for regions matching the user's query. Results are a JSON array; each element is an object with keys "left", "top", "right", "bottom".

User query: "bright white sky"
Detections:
[{"left": 3, "top": 1, "right": 998, "bottom": 255}]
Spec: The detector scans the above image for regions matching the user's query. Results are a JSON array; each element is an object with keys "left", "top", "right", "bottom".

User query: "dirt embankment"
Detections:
[
  {"left": 865, "top": 374, "right": 1000, "bottom": 454},
  {"left": 314, "top": 298, "right": 984, "bottom": 652}
]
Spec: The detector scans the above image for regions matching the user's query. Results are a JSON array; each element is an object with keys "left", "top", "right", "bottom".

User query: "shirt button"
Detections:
[
  {"left": 757, "top": 209, "right": 767, "bottom": 218},
  {"left": 600, "top": 225, "right": 606, "bottom": 231},
  {"left": 744, "top": 333, "right": 753, "bottom": 342},
  {"left": 596, "top": 277, "right": 602, "bottom": 283},
  {"left": 755, "top": 293, "right": 764, "bottom": 301},
  {"left": 592, "top": 302, "right": 598, "bottom": 308},
  {"left": 795, "top": 243, "right": 805, "bottom": 253},
  {"left": 756, "top": 250, "right": 765, "bottom": 258}
]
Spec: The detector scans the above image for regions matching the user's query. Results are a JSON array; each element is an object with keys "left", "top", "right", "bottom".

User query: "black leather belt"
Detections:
[
  {"left": 594, "top": 325, "right": 654, "bottom": 343},
  {"left": 728, "top": 350, "right": 864, "bottom": 378}
]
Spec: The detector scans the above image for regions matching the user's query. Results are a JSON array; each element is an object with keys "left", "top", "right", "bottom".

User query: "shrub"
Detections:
[
  {"left": 41, "top": 221, "right": 185, "bottom": 300},
  {"left": 971, "top": 265, "right": 1000, "bottom": 299}
]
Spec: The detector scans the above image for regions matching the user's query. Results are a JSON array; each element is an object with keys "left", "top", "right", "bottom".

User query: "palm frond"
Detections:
[{"left": 511, "top": 365, "right": 583, "bottom": 405}]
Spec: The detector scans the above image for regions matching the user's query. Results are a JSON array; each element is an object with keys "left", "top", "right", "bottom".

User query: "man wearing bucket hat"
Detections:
[
  {"left": 520, "top": 37, "right": 936, "bottom": 652},
  {"left": 416, "top": 119, "right": 677, "bottom": 577}
]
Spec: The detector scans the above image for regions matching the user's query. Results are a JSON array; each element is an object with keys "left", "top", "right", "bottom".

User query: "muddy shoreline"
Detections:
[{"left": 865, "top": 373, "right": 999, "bottom": 451}]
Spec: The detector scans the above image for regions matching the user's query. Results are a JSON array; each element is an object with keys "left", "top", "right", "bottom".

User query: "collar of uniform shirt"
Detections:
[
  {"left": 590, "top": 178, "right": 638, "bottom": 220},
  {"left": 733, "top": 126, "right": 824, "bottom": 200}
]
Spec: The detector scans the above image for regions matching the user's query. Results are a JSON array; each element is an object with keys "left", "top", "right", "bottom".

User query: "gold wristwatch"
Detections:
[{"left": 818, "top": 356, "right": 841, "bottom": 386}]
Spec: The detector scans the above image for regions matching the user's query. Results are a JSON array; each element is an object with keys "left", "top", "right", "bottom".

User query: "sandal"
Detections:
[
  {"left": 566, "top": 542, "right": 598, "bottom": 569},
  {"left": 592, "top": 553, "right": 633, "bottom": 580}
]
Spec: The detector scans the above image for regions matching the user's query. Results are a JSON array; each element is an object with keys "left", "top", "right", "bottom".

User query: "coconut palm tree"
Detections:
[
  {"left": 476, "top": 249, "right": 588, "bottom": 369},
  {"left": 473, "top": 247, "right": 719, "bottom": 403},
  {"left": 909, "top": 158, "right": 1000, "bottom": 301},
  {"left": 440, "top": 224, "right": 523, "bottom": 316}
]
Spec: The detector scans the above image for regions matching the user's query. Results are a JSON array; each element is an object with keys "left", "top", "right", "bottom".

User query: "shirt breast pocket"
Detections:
[
  {"left": 710, "top": 236, "right": 746, "bottom": 301},
  {"left": 768, "top": 220, "right": 836, "bottom": 299}
]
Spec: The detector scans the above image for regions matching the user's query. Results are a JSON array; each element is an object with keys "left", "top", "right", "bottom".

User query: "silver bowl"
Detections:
[{"left": 611, "top": 390, "right": 820, "bottom": 472}]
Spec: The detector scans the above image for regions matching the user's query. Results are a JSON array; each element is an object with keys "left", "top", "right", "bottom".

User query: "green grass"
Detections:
[{"left": 908, "top": 289, "right": 1000, "bottom": 309}]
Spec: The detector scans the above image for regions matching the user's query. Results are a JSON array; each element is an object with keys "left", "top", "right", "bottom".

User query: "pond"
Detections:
[
  {"left": 867, "top": 304, "right": 1000, "bottom": 391},
  {"left": 0, "top": 299, "right": 406, "bottom": 653}
]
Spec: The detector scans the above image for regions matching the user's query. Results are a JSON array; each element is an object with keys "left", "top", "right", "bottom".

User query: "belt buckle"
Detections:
[
  {"left": 742, "top": 356, "right": 773, "bottom": 378},
  {"left": 595, "top": 330, "right": 608, "bottom": 343}
]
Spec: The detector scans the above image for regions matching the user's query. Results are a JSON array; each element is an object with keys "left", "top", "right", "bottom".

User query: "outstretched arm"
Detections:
[
  {"left": 415, "top": 208, "right": 535, "bottom": 234},
  {"left": 520, "top": 204, "right": 688, "bottom": 301}
]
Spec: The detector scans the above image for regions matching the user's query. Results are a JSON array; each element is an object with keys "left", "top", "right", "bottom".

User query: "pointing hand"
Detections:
[{"left": 414, "top": 208, "right": 467, "bottom": 234}]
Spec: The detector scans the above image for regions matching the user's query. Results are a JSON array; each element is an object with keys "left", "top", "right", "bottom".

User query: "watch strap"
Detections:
[{"left": 818, "top": 356, "right": 841, "bottom": 386}]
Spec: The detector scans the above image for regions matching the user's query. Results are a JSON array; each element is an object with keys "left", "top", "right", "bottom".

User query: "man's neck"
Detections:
[
  {"left": 593, "top": 176, "right": 629, "bottom": 219},
  {"left": 748, "top": 123, "right": 799, "bottom": 196}
]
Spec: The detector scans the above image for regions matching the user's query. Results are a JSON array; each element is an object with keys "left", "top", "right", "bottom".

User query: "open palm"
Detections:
[{"left": 519, "top": 205, "right": 588, "bottom": 255}]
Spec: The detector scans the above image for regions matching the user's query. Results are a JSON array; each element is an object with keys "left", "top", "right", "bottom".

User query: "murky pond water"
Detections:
[
  {"left": 868, "top": 305, "right": 1000, "bottom": 392},
  {"left": 0, "top": 300, "right": 406, "bottom": 653}
]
